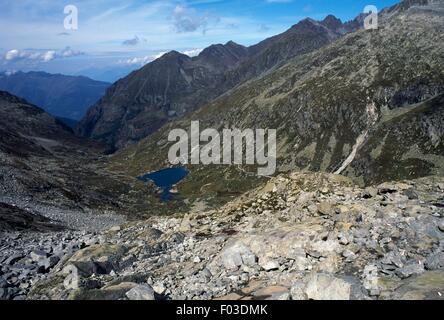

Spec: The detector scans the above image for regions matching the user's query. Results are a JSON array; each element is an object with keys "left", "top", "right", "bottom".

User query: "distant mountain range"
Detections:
[
  {"left": 0, "top": 71, "right": 110, "bottom": 120},
  {"left": 76, "top": 14, "right": 364, "bottom": 151},
  {"left": 2, "top": 0, "right": 443, "bottom": 206},
  {"left": 73, "top": 65, "right": 138, "bottom": 83},
  {"left": 109, "top": 0, "right": 444, "bottom": 204}
]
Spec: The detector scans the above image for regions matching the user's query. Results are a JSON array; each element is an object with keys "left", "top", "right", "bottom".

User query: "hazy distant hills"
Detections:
[
  {"left": 0, "top": 71, "right": 110, "bottom": 120},
  {"left": 76, "top": 14, "right": 364, "bottom": 151},
  {"left": 73, "top": 65, "right": 138, "bottom": 83}
]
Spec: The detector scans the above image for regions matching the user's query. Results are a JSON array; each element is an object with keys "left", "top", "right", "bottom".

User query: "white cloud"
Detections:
[
  {"left": 182, "top": 48, "right": 203, "bottom": 57},
  {"left": 0, "top": 1, "right": 294, "bottom": 74},
  {"left": 122, "top": 36, "right": 140, "bottom": 46},
  {"left": 4, "top": 70, "right": 18, "bottom": 76},
  {"left": 172, "top": 5, "right": 212, "bottom": 33},
  {"left": 5, "top": 49, "right": 20, "bottom": 61},
  {"left": 41, "top": 50, "right": 56, "bottom": 62},
  {"left": 4, "top": 47, "right": 83, "bottom": 63},
  {"left": 123, "top": 56, "right": 152, "bottom": 65},
  {"left": 120, "top": 51, "right": 167, "bottom": 66},
  {"left": 119, "top": 48, "right": 203, "bottom": 66},
  {"left": 59, "top": 46, "right": 83, "bottom": 58}
]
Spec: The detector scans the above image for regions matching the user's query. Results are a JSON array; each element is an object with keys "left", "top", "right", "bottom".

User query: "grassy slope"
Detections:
[{"left": 109, "top": 4, "right": 444, "bottom": 208}]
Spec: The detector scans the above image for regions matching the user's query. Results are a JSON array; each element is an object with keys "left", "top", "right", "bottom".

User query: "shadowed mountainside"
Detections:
[
  {"left": 76, "top": 15, "right": 364, "bottom": 151},
  {"left": 0, "top": 71, "right": 109, "bottom": 120},
  {"left": 0, "top": 91, "right": 166, "bottom": 231},
  {"left": 108, "top": 0, "right": 444, "bottom": 206}
]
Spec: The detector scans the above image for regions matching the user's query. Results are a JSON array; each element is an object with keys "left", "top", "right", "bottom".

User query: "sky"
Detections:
[{"left": 0, "top": 0, "right": 400, "bottom": 82}]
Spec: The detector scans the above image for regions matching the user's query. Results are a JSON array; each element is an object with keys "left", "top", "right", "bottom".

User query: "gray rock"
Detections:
[
  {"left": 153, "top": 282, "right": 166, "bottom": 295},
  {"left": 260, "top": 259, "right": 280, "bottom": 271},
  {"left": 109, "top": 226, "right": 121, "bottom": 232},
  {"left": 381, "top": 251, "right": 405, "bottom": 268},
  {"left": 425, "top": 252, "right": 444, "bottom": 270},
  {"left": 274, "top": 292, "right": 291, "bottom": 300},
  {"left": 438, "top": 220, "right": 444, "bottom": 233},
  {"left": 126, "top": 284, "right": 156, "bottom": 300},
  {"left": 0, "top": 287, "right": 19, "bottom": 300},
  {"left": 363, "top": 264, "right": 380, "bottom": 296},
  {"left": 342, "top": 249, "right": 356, "bottom": 259},
  {"left": 309, "top": 240, "right": 341, "bottom": 257},
  {"left": 290, "top": 282, "right": 307, "bottom": 300},
  {"left": 0, "top": 277, "right": 9, "bottom": 288},
  {"left": 4, "top": 254, "right": 24, "bottom": 266},
  {"left": 317, "top": 202, "right": 334, "bottom": 216},
  {"left": 220, "top": 242, "right": 257, "bottom": 270},
  {"left": 0, "top": 288, "right": 9, "bottom": 300},
  {"left": 363, "top": 187, "right": 378, "bottom": 198},
  {"left": 305, "top": 273, "right": 351, "bottom": 300},
  {"left": 30, "top": 250, "right": 48, "bottom": 262},
  {"left": 338, "top": 233, "right": 350, "bottom": 245},
  {"left": 353, "top": 228, "right": 370, "bottom": 240},
  {"left": 292, "top": 255, "right": 310, "bottom": 271},
  {"left": 396, "top": 262, "right": 425, "bottom": 279},
  {"left": 62, "top": 264, "right": 82, "bottom": 290},
  {"left": 253, "top": 286, "right": 290, "bottom": 300},
  {"left": 201, "top": 268, "right": 212, "bottom": 279},
  {"left": 40, "top": 255, "right": 60, "bottom": 270},
  {"left": 304, "top": 273, "right": 368, "bottom": 300}
]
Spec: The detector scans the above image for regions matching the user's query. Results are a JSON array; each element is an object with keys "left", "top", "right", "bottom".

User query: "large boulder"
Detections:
[
  {"left": 68, "top": 282, "right": 139, "bottom": 300},
  {"left": 65, "top": 244, "right": 129, "bottom": 276},
  {"left": 219, "top": 242, "right": 257, "bottom": 270},
  {"left": 61, "top": 244, "right": 130, "bottom": 290},
  {"left": 304, "top": 273, "right": 369, "bottom": 300},
  {"left": 126, "top": 284, "right": 156, "bottom": 301}
]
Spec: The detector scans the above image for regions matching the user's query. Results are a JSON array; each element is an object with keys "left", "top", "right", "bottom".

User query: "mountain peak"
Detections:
[
  {"left": 321, "top": 14, "right": 343, "bottom": 30},
  {"left": 163, "top": 50, "right": 185, "bottom": 58},
  {"left": 153, "top": 50, "right": 189, "bottom": 64},
  {"left": 199, "top": 41, "right": 248, "bottom": 60},
  {"left": 82, "top": 1, "right": 424, "bottom": 150},
  {"left": 298, "top": 17, "right": 318, "bottom": 25},
  {"left": 225, "top": 40, "right": 239, "bottom": 47}
]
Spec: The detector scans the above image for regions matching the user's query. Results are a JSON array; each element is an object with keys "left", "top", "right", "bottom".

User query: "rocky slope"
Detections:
[
  {"left": 0, "top": 71, "right": 109, "bottom": 120},
  {"left": 0, "top": 91, "right": 164, "bottom": 233},
  {"left": 0, "top": 92, "right": 178, "bottom": 300},
  {"left": 0, "top": 203, "right": 64, "bottom": 233},
  {"left": 109, "top": 0, "right": 444, "bottom": 207},
  {"left": 6, "top": 172, "right": 441, "bottom": 300},
  {"left": 76, "top": 15, "right": 362, "bottom": 151}
]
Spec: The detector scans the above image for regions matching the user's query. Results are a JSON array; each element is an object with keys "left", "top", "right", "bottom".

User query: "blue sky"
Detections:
[{"left": 0, "top": 0, "right": 399, "bottom": 81}]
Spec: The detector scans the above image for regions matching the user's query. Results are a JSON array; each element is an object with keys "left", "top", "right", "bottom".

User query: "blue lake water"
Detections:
[{"left": 137, "top": 167, "right": 189, "bottom": 201}]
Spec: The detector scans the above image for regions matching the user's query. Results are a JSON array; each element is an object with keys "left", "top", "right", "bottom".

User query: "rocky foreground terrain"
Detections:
[{"left": 1, "top": 172, "right": 443, "bottom": 300}]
